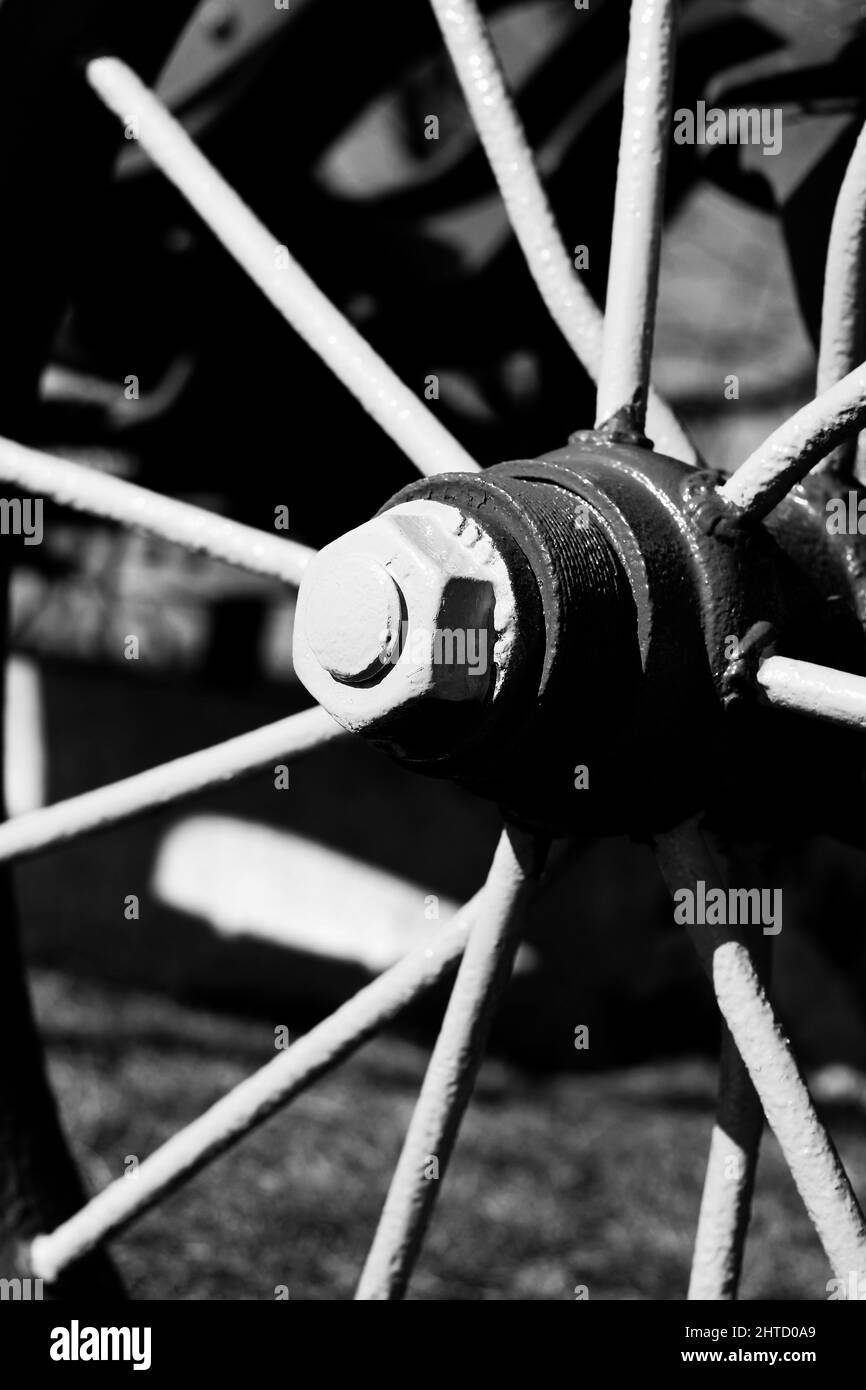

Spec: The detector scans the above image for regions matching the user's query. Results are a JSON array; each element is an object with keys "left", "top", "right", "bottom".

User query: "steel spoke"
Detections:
[
  {"left": 817, "top": 121, "right": 866, "bottom": 477},
  {"left": 684, "top": 833, "right": 767, "bottom": 1301},
  {"left": 0, "top": 706, "right": 342, "bottom": 866},
  {"left": 0, "top": 434, "right": 313, "bottom": 586},
  {"left": 757, "top": 655, "right": 866, "bottom": 734},
  {"left": 657, "top": 821, "right": 866, "bottom": 1286},
  {"left": 428, "top": 0, "right": 694, "bottom": 463},
  {"left": 669, "top": 830, "right": 765, "bottom": 1301},
  {"left": 29, "top": 892, "right": 484, "bottom": 1284},
  {"left": 688, "top": 1027, "right": 762, "bottom": 1300},
  {"left": 428, "top": 0, "right": 600, "bottom": 373},
  {"left": 86, "top": 58, "right": 479, "bottom": 480},
  {"left": 719, "top": 362, "right": 866, "bottom": 520},
  {"left": 355, "top": 825, "right": 546, "bottom": 1300},
  {"left": 595, "top": 0, "right": 676, "bottom": 442}
]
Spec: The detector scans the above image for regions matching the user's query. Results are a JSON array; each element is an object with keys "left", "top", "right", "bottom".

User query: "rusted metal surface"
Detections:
[
  {"left": 29, "top": 890, "right": 482, "bottom": 1285},
  {"left": 757, "top": 655, "right": 866, "bottom": 732},
  {"left": 595, "top": 0, "right": 676, "bottom": 443},
  {"left": 86, "top": 58, "right": 479, "bottom": 481},
  {"left": 657, "top": 821, "right": 866, "bottom": 1289},
  {"left": 0, "top": 434, "right": 313, "bottom": 586},
  {"left": 355, "top": 827, "right": 545, "bottom": 1299},
  {"left": 0, "top": 707, "right": 342, "bottom": 867},
  {"left": 720, "top": 363, "right": 866, "bottom": 520},
  {"left": 817, "top": 120, "right": 866, "bottom": 477}
]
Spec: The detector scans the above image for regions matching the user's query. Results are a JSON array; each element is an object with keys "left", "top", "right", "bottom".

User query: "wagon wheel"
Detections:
[{"left": 2, "top": 0, "right": 866, "bottom": 1301}]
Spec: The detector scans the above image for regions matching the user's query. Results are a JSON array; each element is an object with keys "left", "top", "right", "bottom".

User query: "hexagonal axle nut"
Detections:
[{"left": 293, "top": 500, "right": 519, "bottom": 752}]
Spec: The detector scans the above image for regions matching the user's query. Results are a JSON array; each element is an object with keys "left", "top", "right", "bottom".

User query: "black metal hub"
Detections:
[{"left": 359, "top": 432, "right": 866, "bottom": 837}]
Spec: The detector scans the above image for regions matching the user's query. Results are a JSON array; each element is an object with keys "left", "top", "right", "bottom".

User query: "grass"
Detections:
[{"left": 34, "top": 968, "right": 866, "bottom": 1301}]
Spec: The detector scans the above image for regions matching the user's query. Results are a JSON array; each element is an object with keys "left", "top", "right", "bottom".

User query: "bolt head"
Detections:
[
  {"left": 293, "top": 501, "right": 518, "bottom": 751},
  {"left": 303, "top": 553, "right": 403, "bottom": 686}
]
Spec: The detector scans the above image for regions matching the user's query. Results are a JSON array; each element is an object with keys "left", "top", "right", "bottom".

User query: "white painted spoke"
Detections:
[
  {"left": 595, "top": 0, "right": 676, "bottom": 441},
  {"left": 0, "top": 434, "right": 313, "bottom": 585},
  {"left": 355, "top": 827, "right": 544, "bottom": 1299},
  {"left": 817, "top": 121, "right": 866, "bottom": 476},
  {"left": 0, "top": 707, "right": 342, "bottom": 865},
  {"left": 30, "top": 895, "right": 483, "bottom": 1283},
  {"left": 757, "top": 655, "right": 866, "bottom": 733},
  {"left": 428, "top": 0, "right": 694, "bottom": 462},
  {"left": 657, "top": 822, "right": 866, "bottom": 1285},
  {"left": 87, "top": 58, "right": 479, "bottom": 479},
  {"left": 720, "top": 362, "right": 866, "bottom": 519},
  {"left": 676, "top": 834, "right": 766, "bottom": 1300},
  {"left": 688, "top": 1028, "right": 762, "bottom": 1300}
]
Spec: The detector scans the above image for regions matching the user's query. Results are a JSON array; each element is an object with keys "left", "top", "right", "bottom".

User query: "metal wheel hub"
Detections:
[{"left": 297, "top": 432, "right": 866, "bottom": 835}]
